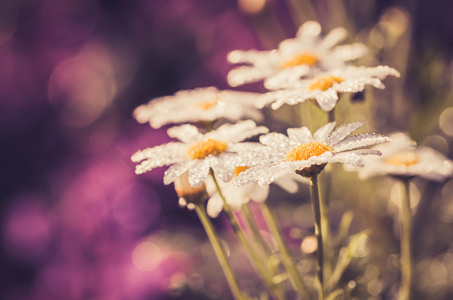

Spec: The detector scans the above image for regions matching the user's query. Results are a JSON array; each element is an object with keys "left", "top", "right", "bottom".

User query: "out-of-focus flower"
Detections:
[
  {"left": 133, "top": 87, "right": 263, "bottom": 128},
  {"left": 258, "top": 65, "right": 400, "bottom": 111},
  {"left": 227, "top": 21, "right": 367, "bottom": 87},
  {"left": 131, "top": 120, "right": 268, "bottom": 187},
  {"left": 356, "top": 132, "right": 453, "bottom": 181},
  {"left": 233, "top": 121, "right": 389, "bottom": 186},
  {"left": 206, "top": 169, "right": 305, "bottom": 218}
]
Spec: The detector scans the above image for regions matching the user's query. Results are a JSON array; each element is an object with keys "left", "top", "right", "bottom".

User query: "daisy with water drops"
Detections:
[
  {"left": 133, "top": 87, "right": 263, "bottom": 128},
  {"left": 131, "top": 120, "right": 268, "bottom": 188},
  {"left": 233, "top": 121, "right": 390, "bottom": 186},
  {"left": 258, "top": 65, "right": 400, "bottom": 112},
  {"left": 356, "top": 132, "right": 453, "bottom": 181},
  {"left": 353, "top": 135, "right": 452, "bottom": 300},
  {"left": 227, "top": 21, "right": 367, "bottom": 87}
]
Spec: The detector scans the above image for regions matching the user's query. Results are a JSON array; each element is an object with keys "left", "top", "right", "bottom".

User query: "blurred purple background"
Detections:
[{"left": 1, "top": 0, "right": 453, "bottom": 299}]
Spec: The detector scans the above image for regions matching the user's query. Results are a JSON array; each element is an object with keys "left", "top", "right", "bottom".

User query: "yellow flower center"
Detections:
[
  {"left": 280, "top": 53, "right": 319, "bottom": 69},
  {"left": 187, "top": 139, "right": 228, "bottom": 160},
  {"left": 285, "top": 142, "right": 332, "bottom": 161},
  {"left": 308, "top": 76, "right": 344, "bottom": 91},
  {"left": 197, "top": 98, "right": 218, "bottom": 110},
  {"left": 386, "top": 151, "right": 419, "bottom": 167},
  {"left": 233, "top": 166, "right": 249, "bottom": 179}
]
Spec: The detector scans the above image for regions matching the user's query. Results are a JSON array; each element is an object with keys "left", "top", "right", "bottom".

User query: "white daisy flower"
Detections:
[
  {"left": 133, "top": 87, "right": 263, "bottom": 128},
  {"left": 206, "top": 169, "right": 305, "bottom": 218},
  {"left": 258, "top": 65, "right": 400, "bottom": 112},
  {"left": 233, "top": 121, "right": 390, "bottom": 186},
  {"left": 131, "top": 120, "right": 269, "bottom": 188},
  {"left": 356, "top": 132, "right": 453, "bottom": 181},
  {"left": 227, "top": 21, "right": 367, "bottom": 87}
]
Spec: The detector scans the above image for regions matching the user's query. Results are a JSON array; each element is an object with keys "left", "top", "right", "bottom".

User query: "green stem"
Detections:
[
  {"left": 319, "top": 172, "right": 332, "bottom": 290},
  {"left": 194, "top": 203, "right": 245, "bottom": 300},
  {"left": 398, "top": 179, "right": 412, "bottom": 300},
  {"left": 327, "top": 108, "right": 335, "bottom": 124},
  {"left": 242, "top": 204, "right": 287, "bottom": 300},
  {"left": 310, "top": 175, "right": 324, "bottom": 300},
  {"left": 241, "top": 204, "right": 271, "bottom": 263},
  {"left": 210, "top": 170, "right": 283, "bottom": 300},
  {"left": 261, "top": 202, "right": 310, "bottom": 299}
]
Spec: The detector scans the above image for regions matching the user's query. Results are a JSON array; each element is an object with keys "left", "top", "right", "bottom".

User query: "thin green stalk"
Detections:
[
  {"left": 327, "top": 108, "right": 335, "bottom": 124},
  {"left": 310, "top": 175, "right": 324, "bottom": 300},
  {"left": 398, "top": 179, "right": 412, "bottom": 300},
  {"left": 319, "top": 171, "right": 332, "bottom": 289},
  {"left": 194, "top": 203, "right": 245, "bottom": 300},
  {"left": 241, "top": 204, "right": 272, "bottom": 264},
  {"left": 210, "top": 170, "right": 284, "bottom": 300},
  {"left": 261, "top": 202, "right": 310, "bottom": 299},
  {"left": 242, "top": 204, "right": 287, "bottom": 300}
]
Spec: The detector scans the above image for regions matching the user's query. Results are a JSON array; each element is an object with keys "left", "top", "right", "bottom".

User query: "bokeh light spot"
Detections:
[
  {"left": 391, "top": 181, "right": 420, "bottom": 208},
  {"left": 132, "top": 241, "right": 162, "bottom": 271},
  {"left": 301, "top": 236, "right": 317, "bottom": 254},
  {"left": 439, "top": 107, "right": 453, "bottom": 136},
  {"left": 48, "top": 43, "right": 117, "bottom": 127},
  {"left": 238, "top": 0, "right": 266, "bottom": 14}
]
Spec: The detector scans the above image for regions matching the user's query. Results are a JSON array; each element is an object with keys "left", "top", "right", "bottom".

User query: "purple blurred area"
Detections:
[{"left": 1, "top": 0, "right": 452, "bottom": 300}]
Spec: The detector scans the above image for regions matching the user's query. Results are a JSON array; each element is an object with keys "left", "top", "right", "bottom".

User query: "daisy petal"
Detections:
[
  {"left": 326, "top": 121, "right": 365, "bottom": 145},
  {"left": 207, "top": 195, "right": 224, "bottom": 218},
  {"left": 329, "top": 152, "right": 364, "bottom": 167},
  {"left": 168, "top": 124, "right": 203, "bottom": 143},
  {"left": 163, "top": 160, "right": 197, "bottom": 185},
  {"left": 319, "top": 27, "right": 347, "bottom": 49},
  {"left": 314, "top": 122, "right": 337, "bottom": 142},
  {"left": 260, "top": 133, "right": 292, "bottom": 150},
  {"left": 210, "top": 155, "right": 235, "bottom": 182},
  {"left": 131, "top": 142, "right": 186, "bottom": 163},
  {"left": 315, "top": 88, "right": 340, "bottom": 111},
  {"left": 287, "top": 127, "right": 313, "bottom": 144},
  {"left": 188, "top": 160, "right": 211, "bottom": 187},
  {"left": 208, "top": 120, "right": 268, "bottom": 143},
  {"left": 333, "top": 134, "right": 391, "bottom": 152}
]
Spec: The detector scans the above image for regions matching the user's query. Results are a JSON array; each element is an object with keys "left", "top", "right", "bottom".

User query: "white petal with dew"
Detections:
[
  {"left": 333, "top": 134, "right": 391, "bottom": 152},
  {"left": 163, "top": 160, "right": 197, "bottom": 185},
  {"left": 326, "top": 121, "right": 364, "bottom": 145},
  {"left": 131, "top": 142, "right": 185, "bottom": 163},
  {"left": 287, "top": 127, "right": 313, "bottom": 144},
  {"left": 315, "top": 88, "right": 340, "bottom": 111},
  {"left": 329, "top": 152, "right": 364, "bottom": 167},
  {"left": 167, "top": 124, "right": 203, "bottom": 143},
  {"left": 209, "top": 155, "right": 236, "bottom": 183},
  {"left": 188, "top": 159, "right": 211, "bottom": 187},
  {"left": 314, "top": 122, "right": 337, "bottom": 142},
  {"left": 260, "top": 133, "right": 293, "bottom": 151}
]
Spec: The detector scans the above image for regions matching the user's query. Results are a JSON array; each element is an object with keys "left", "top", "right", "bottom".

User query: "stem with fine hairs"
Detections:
[{"left": 194, "top": 203, "right": 245, "bottom": 300}]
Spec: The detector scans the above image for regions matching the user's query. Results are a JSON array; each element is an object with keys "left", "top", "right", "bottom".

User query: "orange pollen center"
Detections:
[
  {"left": 280, "top": 53, "right": 319, "bottom": 69},
  {"left": 285, "top": 142, "right": 332, "bottom": 161},
  {"left": 233, "top": 166, "right": 249, "bottom": 179},
  {"left": 187, "top": 139, "right": 228, "bottom": 160},
  {"left": 386, "top": 151, "right": 419, "bottom": 167},
  {"left": 197, "top": 98, "right": 219, "bottom": 110},
  {"left": 308, "top": 76, "right": 344, "bottom": 91}
]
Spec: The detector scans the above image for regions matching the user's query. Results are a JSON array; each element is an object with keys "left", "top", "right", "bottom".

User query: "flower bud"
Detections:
[{"left": 174, "top": 172, "right": 208, "bottom": 206}]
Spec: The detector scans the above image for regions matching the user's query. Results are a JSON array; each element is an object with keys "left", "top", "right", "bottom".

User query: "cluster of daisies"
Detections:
[
  {"left": 132, "top": 21, "right": 452, "bottom": 204},
  {"left": 131, "top": 20, "right": 453, "bottom": 299}
]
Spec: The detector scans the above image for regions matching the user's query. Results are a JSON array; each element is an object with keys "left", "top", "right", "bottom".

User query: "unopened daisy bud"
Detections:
[{"left": 174, "top": 172, "right": 208, "bottom": 206}]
